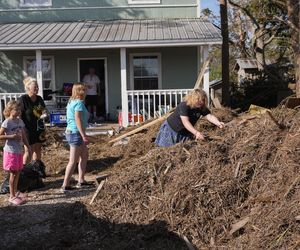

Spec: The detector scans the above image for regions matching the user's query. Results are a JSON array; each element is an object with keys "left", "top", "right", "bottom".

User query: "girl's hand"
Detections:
[
  {"left": 218, "top": 122, "right": 225, "bottom": 129},
  {"left": 82, "top": 136, "right": 89, "bottom": 145},
  {"left": 11, "top": 133, "right": 21, "bottom": 141},
  {"left": 195, "top": 131, "right": 205, "bottom": 140}
]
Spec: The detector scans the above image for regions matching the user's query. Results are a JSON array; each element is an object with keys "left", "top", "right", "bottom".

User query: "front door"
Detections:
[{"left": 78, "top": 58, "right": 106, "bottom": 118}]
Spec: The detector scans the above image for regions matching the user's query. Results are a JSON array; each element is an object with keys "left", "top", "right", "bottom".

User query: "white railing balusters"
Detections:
[
  {"left": 147, "top": 91, "right": 150, "bottom": 120},
  {"left": 0, "top": 93, "right": 25, "bottom": 123},
  {"left": 142, "top": 93, "right": 145, "bottom": 122},
  {"left": 137, "top": 92, "right": 140, "bottom": 124},
  {"left": 126, "top": 89, "right": 191, "bottom": 125}
]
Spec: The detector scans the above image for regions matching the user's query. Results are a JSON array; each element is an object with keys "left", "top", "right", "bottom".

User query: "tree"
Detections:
[
  {"left": 220, "top": 0, "right": 231, "bottom": 106},
  {"left": 286, "top": 0, "right": 300, "bottom": 97}
]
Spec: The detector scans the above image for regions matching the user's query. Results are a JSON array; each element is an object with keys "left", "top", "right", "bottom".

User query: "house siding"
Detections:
[
  {"left": 0, "top": 0, "right": 198, "bottom": 23},
  {"left": 0, "top": 47, "right": 197, "bottom": 117}
]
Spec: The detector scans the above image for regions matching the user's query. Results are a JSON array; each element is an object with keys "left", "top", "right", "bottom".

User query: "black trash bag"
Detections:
[{"left": 0, "top": 160, "right": 47, "bottom": 194}]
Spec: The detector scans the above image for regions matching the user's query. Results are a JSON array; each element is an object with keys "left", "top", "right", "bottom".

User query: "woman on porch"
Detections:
[{"left": 155, "top": 89, "right": 224, "bottom": 147}]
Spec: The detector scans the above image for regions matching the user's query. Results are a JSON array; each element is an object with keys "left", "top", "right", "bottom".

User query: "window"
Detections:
[
  {"left": 128, "top": 0, "right": 161, "bottom": 4},
  {"left": 20, "top": 0, "right": 52, "bottom": 7},
  {"left": 23, "top": 56, "right": 55, "bottom": 91},
  {"left": 130, "top": 54, "right": 161, "bottom": 90}
]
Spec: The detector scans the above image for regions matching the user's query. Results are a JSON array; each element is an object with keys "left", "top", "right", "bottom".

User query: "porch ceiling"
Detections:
[{"left": 0, "top": 19, "right": 222, "bottom": 50}]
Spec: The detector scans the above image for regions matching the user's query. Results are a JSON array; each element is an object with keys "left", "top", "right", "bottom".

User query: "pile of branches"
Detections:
[{"left": 88, "top": 107, "right": 300, "bottom": 249}]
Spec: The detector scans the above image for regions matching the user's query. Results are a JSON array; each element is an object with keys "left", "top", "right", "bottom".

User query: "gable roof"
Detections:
[
  {"left": 0, "top": 19, "right": 221, "bottom": 50},
  {"left": 235, "top": 59, "right": 274, "bottom": 70}
]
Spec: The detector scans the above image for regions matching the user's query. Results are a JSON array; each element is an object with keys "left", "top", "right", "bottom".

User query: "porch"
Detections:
[
  {"left": 0, "top": 19, "right": 222, "bottom": 125},
  {"left": 0, "top": 89, "right": 192, "bottom": 124}
]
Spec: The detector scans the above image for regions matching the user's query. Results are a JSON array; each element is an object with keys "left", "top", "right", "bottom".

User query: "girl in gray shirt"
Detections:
[{"left": 0, "top": 100, "right": 30, "bottom": 205}]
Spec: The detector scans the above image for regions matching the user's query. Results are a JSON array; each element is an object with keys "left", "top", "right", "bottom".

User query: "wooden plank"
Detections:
[
  {"left": 194, "top": 58, "right": 210, "bottom": 89},
  {"left": 90, "top": 180, "right": 105, "bottom": 205},
  {"left": 211, "top": 96, "right": 222, "bottom": 109},
  {"left": 109, "top": 111, "right": 173, "bottom": 144}
]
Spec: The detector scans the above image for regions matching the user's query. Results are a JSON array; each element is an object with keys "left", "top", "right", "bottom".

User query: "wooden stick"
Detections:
[
  {"left": 266, "top": 110, "right": 285, "bottom": 129},
  {"left": 90, "top": 180, "right": 105, "bottom": 205},
  {"left": 182, "top": 235, "right": 196, "bottom": 250},
  {"left": 229, "top": 217, "right": 250, "bottom": 235},
  {"left": 109, "top": 111, "right": 173, "bottom": 144},
  {"left": 194, "top": 58, "right": 210, "bottom": 89},
  {"left": 284, "top": 175, "right": 300, "bottom": 198}
]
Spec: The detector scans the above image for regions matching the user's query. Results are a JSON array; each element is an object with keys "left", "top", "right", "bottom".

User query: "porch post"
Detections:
[
  {"left": 202, "top": 45, "right": 210, "bottom": 104},
  {"left": 35, "top": 50, "right": 43, "bottom": 98},
  {"left": 120, "top": 47, "right": 128, "bottom": 127}
]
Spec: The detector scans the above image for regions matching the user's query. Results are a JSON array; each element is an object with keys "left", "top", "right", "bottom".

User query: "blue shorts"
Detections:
[{"left": 65, "top": 131, "right": 83, "bottom": 146}]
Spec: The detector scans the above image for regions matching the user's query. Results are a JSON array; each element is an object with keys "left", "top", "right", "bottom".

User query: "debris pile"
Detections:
[{"left": 87, "top": 107, "right": 300, "bottom": 249}]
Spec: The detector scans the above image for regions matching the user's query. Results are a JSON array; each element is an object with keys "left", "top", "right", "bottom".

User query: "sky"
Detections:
[{"left": 201, "top": 0, "right": 219, "bottom": 16}]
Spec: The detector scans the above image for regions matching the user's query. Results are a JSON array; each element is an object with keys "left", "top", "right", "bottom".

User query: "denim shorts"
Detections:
[{"left": 65, "top": 131, "right": 83, "bottom": 146}]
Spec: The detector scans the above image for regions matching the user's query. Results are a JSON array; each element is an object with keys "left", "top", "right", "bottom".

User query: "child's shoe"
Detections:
[
  {"left": 60, "top": 186, "right": 76, "bottom": 193},
  {"left": 16, "top": 191, "right": 27, "bottom": 199},
  {"left": 76, "top": 181, "right": 94, "bottom": 189},
  {"left": 9, "top": 197, "right": 25, "bottom": 206}
]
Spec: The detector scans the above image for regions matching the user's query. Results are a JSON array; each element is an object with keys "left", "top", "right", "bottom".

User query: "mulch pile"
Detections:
[
  {"left": 84, "top": 106, "right": 300, "bottom": 249},
  {"left": 1, "top": 106, "right": 299, "bottom": 249}
]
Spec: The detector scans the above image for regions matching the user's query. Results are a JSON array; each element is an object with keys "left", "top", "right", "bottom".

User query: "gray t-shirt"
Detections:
[{"left": 1, "top": 118, "right": 25, "bottom": 154}]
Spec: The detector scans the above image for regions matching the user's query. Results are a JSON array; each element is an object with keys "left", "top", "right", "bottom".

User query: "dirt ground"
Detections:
[{"left": 0, "top": 106, "right": 299, "bottom": 249}]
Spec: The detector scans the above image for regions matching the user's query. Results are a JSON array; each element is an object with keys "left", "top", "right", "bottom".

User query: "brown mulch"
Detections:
[
  {"left": 0, "top": 107, "right": 299, "bottom": 249},
  {"left": 85, "top": 107, "right": 300, "bottom": 249}
]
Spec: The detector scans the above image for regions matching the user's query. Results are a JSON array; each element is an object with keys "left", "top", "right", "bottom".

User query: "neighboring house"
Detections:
[{"left": 0, "top": 0, "right": 222, "bottom": 126}]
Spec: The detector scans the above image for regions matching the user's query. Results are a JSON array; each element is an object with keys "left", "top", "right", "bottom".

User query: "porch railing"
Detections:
[
  {"left": 126, "top": 89, "right": 192, "bottom": 125},
  {"left": 0, "top": 93, "right": 25, "bottom": 123}
]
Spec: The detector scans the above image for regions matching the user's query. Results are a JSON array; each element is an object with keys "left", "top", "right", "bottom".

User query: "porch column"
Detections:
[
  {"left": 120, "top": 47, "right": 128, "bottom": 127},
  {"left": 202, "top": 45, "right": 210, "bottom": 104},
  {"left": 35, "top": 50, "right": 43, "bottom": 98}
]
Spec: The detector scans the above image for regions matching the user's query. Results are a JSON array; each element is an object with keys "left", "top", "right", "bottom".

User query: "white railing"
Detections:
[
  {"left": 126, "top": 89, "right": 192, "bottom": 125},
  {"left": 0, "top": 93, "right": 25, "bottom": 123}
]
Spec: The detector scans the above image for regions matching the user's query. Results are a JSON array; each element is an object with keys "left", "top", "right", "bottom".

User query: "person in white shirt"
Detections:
[{"left": 82, "top": 67, "right": 100, "bottom": 121}]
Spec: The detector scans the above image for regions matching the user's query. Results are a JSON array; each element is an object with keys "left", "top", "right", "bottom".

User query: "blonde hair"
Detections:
[
  {"left": 69, "top": 83, "right": 86, "bottom": 101},
  {"left": 3, "top": 100, "right": 20, "bottom": 118},
  {"left": 23, "top": 76, "right": 37, "bottom": 91},
  {"left": 183, "top": 89, "right": 208, "bottom": 108}
]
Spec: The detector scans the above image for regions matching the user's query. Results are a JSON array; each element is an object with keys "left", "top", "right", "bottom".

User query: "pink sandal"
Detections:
[
  {"left": 16, "top": 191, "right": 27, "bottom": 199},
  {"left": 9, "top": 197, "right": 25, "bottom": 206}
]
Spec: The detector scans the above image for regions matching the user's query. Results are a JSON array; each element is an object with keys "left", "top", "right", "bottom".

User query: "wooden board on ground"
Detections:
[{"left": 90, "top": 180, "right": 106, "bottom": 204}]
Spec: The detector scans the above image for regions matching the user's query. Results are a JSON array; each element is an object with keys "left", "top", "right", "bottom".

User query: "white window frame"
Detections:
[
  {"left": 129, "top": 53, "right": 162, "bottom": 90},
  {"left": 128, "top": 0, "right": 161, "bottom": 4},
  {"left": 20, "top": 0, "right": 52, "bottom": 7},
  {"left": 23, "top": 56, "right": 55, "bottom": 90}
]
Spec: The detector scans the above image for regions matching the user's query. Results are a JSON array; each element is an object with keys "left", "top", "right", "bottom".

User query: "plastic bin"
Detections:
[
  {"left": 118, "top": 111, "right": 143, "bottom": 126},
  {"left": 50, "top": 110, "right": 67, "bottom": 126}
]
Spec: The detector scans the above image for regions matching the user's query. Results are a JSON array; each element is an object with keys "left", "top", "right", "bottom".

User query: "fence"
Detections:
[{"left": 0, "top": 93, "right": 25, "bottom": 123}]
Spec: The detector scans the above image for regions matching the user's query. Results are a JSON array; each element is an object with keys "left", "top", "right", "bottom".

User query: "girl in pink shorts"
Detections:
[{"left": 0, "top": 101, "right": 31, "bottom": 205}]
